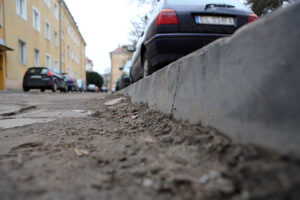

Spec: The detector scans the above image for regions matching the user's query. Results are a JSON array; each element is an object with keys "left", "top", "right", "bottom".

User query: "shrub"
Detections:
[{"left": 86, "top": 71, "right": 103, "bottom": 89}]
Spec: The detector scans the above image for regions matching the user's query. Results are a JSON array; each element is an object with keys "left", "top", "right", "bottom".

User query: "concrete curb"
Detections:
[{"left": 120, "top": 3, "right": 300, "bottom": 157}]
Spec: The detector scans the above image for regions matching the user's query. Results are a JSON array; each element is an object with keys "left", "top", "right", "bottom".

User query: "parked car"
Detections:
[
  {"left": 130, "top": 0, "right": 258, "bottom": 82},
  {"left": 115, "top": 78, "right": 121, "bottom": 92},
  {"left": 23, "top": 67, "right": 67, "bottom": 92},
  {"left": 95, "top": 86, "right": 100, "bottom": 93},
  {"left": 119, "top": 59, "right": 132, "bottom": 90},
  {"left": 101, "top": 87, "right": 108, "bottom": 93},
  {"left": 111, "top": 87, "right": 116, "bottom": 93},
  {"left": 62, "top": 74, "right": 76, "bottom": 92},
  {"left": 87, "top": 84, "right": 97, "bottom": 92}
]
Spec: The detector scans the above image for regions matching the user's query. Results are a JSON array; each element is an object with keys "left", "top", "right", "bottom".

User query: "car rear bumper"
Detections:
[
  {"left": 144, "top": 33, "right": 230, "bottom": 69},
  {"left": 23, "top": 77, "right": 54, "bottom": 89}
]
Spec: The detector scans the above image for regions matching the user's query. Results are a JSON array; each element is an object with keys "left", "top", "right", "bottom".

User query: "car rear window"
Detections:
[
  {"left": 27, "top": 68, "right": 48, "bottom": 74},
  {"left": 167, "top": 0, "right": 247, "bottom": 9}
]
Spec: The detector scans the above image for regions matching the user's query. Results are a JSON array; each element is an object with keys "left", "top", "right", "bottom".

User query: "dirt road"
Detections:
[{"left": 0, "top": 92, "right": 299, "bottom": 200}]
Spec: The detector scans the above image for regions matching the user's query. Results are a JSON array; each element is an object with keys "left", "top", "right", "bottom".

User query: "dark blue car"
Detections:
[
  {"left": 63, "top": 74, "right": 77, "bottom": 92},
  {"left": 130, "top": 0, "right": 258, "bottom": 82},
  {"left": 23, "top": 67, "right": 67, "bottom": 92}
]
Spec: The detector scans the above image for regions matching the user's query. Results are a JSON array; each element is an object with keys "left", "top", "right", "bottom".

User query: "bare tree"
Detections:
[
  {"left": 129, "top": 15, "right": 149, "bottom": 46},
  {"left": 246, "top": 0, "right": 294, "bottom": 16},
  {"left": 128, "top": 0, "right": 158, "bottom": 46}
]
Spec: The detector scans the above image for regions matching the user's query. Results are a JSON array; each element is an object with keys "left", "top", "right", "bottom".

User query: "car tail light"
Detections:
[
  {"left": 46, "top": 70, "right": 53, "bottom": 77},
  {"left": 155, "top": 9, "right": 178, "bottom": 26},
  {"left": 248, "top": 14, "right": 258, "bottom": 23}
]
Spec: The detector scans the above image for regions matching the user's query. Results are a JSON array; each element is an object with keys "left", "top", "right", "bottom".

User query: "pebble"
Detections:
[{"left": 143, "top": 179, "right": 153, "bottom": 187}]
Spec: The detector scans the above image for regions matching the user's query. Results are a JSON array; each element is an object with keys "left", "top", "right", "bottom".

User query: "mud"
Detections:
[{"left": 0, "top": 92, "right": 299, "bottom": 200}]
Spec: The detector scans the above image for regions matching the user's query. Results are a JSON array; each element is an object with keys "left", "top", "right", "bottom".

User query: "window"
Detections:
[
  {"left": 45, "top": 0, "right": 51, "bottom": 8},
  {"left": 54, "top": 3, "right": 58, "bottom": 19},
  {"left": 54, "top": 31, "right": 58, "bottom": 47},
  {"left": 16, "top": 0, "right": 27, "bottom": 20},
  {"left": 0, "top": 4, "right": 3, "bottom": 27},
  {"left": 67, "top": 23, "right": 70, "bottom": 34},
  {"left": 45, "top": 21, "right": 51, "bottom": 40},
  {"left": 54, "top": 59, "right": 59, "bottom": 71},
  {"left": 34, "top": 49, "right": 40, "bottom": 66},
  {"left": 71, "top": 29, "right": 74, "bottom": 40},
  {"left": 18, "top": 40, "right": 26, "bottom": 65},
  {"left": 67, "top": 46, "right": 70, "bottom": 58},
  {"left": 46, "top": 54, "right": 51, "bottom": 67},
  {"left": 32, "top": 7, "right": 40, "bottom": 32}
]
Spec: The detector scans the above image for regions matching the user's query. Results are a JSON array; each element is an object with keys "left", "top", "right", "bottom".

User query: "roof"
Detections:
[
  {"left": 112, "top": 47, "right": 124, "bottom": 53},
  {"left": 0, "top": 44, "right": 13, "bottom": 51},
  {"left": 85, "top": 57, "right": 93, "bottom": 64},
  {"left": 110, "top": 45, "right": 135, "bottom": 54}
]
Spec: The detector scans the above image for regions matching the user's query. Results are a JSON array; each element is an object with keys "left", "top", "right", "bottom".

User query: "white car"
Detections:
[{"left": 87, "top": 84, "right": 97, "bottom": 92}]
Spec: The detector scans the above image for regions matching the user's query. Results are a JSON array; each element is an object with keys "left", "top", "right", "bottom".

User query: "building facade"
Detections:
[
  {"left": 109, "top": 45, "right": 134, "bottom": 89},
  {"left": 0, "top": 0, "right": 13, "bottom": 91},
  {"left": 1, "top": 0, "right": 86, "bottom": 91},
  {"left": 60, "top": 1, "right": 86, "bottom": 80}
]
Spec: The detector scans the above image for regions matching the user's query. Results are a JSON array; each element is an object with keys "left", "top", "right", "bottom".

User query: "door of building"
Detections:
[{"left": 0, "top": 53, "right": 4, "bottom": 90}]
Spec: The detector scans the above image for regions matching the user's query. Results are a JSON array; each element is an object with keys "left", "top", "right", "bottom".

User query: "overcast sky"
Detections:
[{"left": 64, "top": 0, "right": 149, "bottom": 74}]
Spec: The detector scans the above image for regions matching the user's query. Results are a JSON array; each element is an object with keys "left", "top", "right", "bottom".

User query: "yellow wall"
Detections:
[
  {"left": 0, "top": 0, "right": 4, "bottom": 40},
  {"left": 110, "top": 51, "right": 132, "bottom": 89},
  {"left": 0, "top": 0, "right": 7, "bottom": 90},
  {"left": 0, "top": 53, "right": 4, "bottom": 90},
  {"left": 4, "top": 0, "right": 60, "bottom": 89},
  {"left": 3, "top": 0, "right": 86, "bottom": 90}
]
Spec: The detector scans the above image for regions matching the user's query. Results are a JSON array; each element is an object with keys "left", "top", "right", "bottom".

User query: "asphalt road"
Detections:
[{"left": 0, "top": 92, "right": 299, "bottom": 200}]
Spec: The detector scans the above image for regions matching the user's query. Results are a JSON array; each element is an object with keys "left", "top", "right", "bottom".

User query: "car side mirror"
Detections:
[{"left": 119, "top": 66, "right": 124, "bottom": 71}]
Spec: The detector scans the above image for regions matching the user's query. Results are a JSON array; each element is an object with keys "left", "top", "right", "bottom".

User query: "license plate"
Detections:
[
  {"left": 31, "top": 75, "right": 42, "bottom": 79},
  {"left": 195, "top": 16, "right": 234, "bottom": 26}
]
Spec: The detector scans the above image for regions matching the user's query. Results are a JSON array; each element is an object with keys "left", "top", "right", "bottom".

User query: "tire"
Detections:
[
  {"left": 52, "top": 82, "right": 57, "bottom": 92},
  {"left": 41, "top": 89, "right": 45, "bottom": 92},
  {"left": 129, "top": 75, "right": 134, "bottom": 84},
  {"left": 23, "top": 87, "right": 29, "bottom": 92}
]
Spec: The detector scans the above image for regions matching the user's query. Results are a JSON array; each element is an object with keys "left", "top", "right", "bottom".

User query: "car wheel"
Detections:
[
  {"left": 52, "top": 82, "right": 57, "bottom": 92},
  {"left": 41, "top": 89, "right": 45, "bottom": 92},
  {"left": 130, "top": 75, "right": 134, "bottom": 84},
  {"left": 23, "top": 87, "right": 29, "bottom": 92}
]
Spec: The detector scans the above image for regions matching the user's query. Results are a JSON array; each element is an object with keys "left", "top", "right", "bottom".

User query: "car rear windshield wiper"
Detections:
[{"left": 205, "top": 3, "right": 235, "bottom": 10}]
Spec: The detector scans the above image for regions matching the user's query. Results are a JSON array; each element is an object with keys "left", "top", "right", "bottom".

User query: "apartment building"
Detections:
[
  {"left": 60, "top": 1, "right": 85, "bottom": 81},
  {"left": 110, "top": 45, "right": 134, "bottom": 89},
  {"left": 1, "top": 0, "right": 86, "bottom": 90},
  {"left": 0, "top": 0, "right": 14, "bottom": 91}
]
